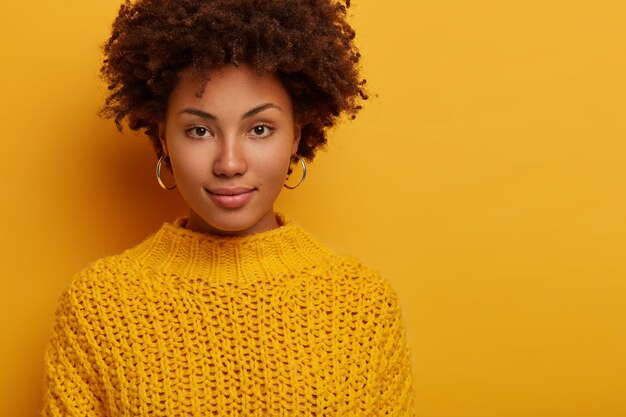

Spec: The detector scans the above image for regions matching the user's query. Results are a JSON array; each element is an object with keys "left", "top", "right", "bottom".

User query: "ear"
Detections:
[
  {"left": 158, "top": 122, "right": 169, "bottom": 154},
  {"left": 291, "top": 124, "right": 302, "bottom": 155}
]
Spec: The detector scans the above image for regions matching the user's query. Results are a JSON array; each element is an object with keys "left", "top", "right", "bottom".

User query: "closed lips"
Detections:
[
  {"left": 205, "top": 187, "right": 256, "bottom": 208},
  {"left": 207, "top": 187, "right": 255, "bottom": 196}
]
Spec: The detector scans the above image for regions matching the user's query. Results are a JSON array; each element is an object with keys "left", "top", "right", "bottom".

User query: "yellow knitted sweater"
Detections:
[{"left": 42, "top": 217, "right": 415, "bottom": 416}]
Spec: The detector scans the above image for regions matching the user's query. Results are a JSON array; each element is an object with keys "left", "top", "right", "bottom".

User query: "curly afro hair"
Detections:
[{"left": 100, "top": 0, "right": 367, "bottom": 162}]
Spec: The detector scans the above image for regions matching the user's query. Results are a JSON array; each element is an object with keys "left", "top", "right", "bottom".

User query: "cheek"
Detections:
[
  {"left": 170, "top": 146, "right": 209, "bottom": 185},
  {"left": 256, "top": 150, "right": 292, "bottom": 184}
]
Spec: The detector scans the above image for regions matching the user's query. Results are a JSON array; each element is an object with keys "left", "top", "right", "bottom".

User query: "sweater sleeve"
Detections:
[
  {"left": 42, "top": 287, "right": 107, "bottom": 417},
  {"left": 368, "top": 276, "right": 416, "bottom": 417}
]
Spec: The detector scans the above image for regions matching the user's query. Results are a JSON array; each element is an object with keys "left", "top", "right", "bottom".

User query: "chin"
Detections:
[
  {"left": 191, "top": 209, "right": 276, "bottom": 237},
  {"left": 212, "top": 221, "right": 256, "bottom": 236}
]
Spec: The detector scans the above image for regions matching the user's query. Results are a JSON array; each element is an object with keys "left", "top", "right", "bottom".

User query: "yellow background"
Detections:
[{"left": 1, "top": 1, "right": 625, "bottom": 416}]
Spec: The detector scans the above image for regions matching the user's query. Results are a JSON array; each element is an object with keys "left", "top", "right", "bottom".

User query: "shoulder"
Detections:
[
  {"left": 328, "top": 252, "right": 392, "bottom": 285},
  {"left": 68, "top": 250, "right": 140, "bottom": 290},
  {"left": 327, "top": 255, "right": 386, "bottom": 286},
  {"left": 54, "top": 253, "right": 129, "bottom": 311},
  {"left": 51, "top": 245, "right": 158, "bottom": 343},
  {"left": 314, "top": 254, "right": 404, "bottom": 315},
  {"left": 57, "top": 235, "right": 155, "bottom": 312}
]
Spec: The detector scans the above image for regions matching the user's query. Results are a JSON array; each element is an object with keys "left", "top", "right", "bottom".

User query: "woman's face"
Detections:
[{"left": 160, "top": 64, "right": 300, "bottom": 236}]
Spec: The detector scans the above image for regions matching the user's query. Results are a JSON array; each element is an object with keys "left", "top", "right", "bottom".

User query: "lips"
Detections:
[{"left": 205, "top": 187, "right": 255, "bottom": 209}]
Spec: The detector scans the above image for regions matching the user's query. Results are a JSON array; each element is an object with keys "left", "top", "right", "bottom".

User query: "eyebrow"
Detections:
[
  {"left": 242, "top": 103, "right": 282, "bottom": 119},
  {"left": 178, "top": 103, "right": 283, "bottom": 121}
]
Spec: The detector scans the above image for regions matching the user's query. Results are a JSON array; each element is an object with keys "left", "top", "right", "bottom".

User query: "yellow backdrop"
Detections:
[{"left": 1, "top": 1, "right": 625, "bottom": 416}]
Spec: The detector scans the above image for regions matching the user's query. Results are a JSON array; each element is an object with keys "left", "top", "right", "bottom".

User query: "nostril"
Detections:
[{"left": 213, "top": 152, "right": 247, "bottom": 177}]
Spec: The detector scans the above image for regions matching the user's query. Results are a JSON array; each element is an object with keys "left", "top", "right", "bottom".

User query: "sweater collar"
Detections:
[{"left": 124, "top": 214, "right": 335, "bottom": 282}]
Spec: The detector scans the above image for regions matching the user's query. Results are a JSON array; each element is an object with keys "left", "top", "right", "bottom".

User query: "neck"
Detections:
[{"left": 124, "top": 216, "right": 335, "bottom": 284}]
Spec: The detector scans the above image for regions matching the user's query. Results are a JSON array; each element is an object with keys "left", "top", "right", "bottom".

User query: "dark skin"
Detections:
[{"left": 100, "top": 0, "right": 367, "bottom": 164}]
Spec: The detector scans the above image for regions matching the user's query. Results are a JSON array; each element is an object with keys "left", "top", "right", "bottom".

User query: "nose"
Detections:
[{"left": 212, "top": 137, "right": 247, "bottom": 177}]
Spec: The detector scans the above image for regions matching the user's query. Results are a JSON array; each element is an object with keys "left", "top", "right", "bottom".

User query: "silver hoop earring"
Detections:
[
  {"left": 284, "top": 154, "right": 307, "bottom": 189},
  {"left": 156, "top": 154, "right": 177, "bottom": 191}
]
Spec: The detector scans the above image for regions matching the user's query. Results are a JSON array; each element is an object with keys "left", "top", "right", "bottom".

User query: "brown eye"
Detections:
[
  {"left": 194, "top": 127, "right": 208, "bottom": 136},
  {"left": 186, "top": 126, "right": 211, "bottom": 138},
  {"left": 249, "top": 124, "right": 274, "bottom": 138}
]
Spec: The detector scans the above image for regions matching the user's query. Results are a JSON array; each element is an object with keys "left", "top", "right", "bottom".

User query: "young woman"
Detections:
[{"left": 42, "top": 0, "right": 415, "bottom": 416}]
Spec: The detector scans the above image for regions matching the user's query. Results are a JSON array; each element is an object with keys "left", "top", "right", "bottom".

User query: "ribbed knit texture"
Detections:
[{"left": 42, "top": 216, "right": 415, "bottom": 416}]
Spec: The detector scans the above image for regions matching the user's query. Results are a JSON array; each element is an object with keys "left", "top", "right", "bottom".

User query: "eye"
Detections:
[
  {"left": 186, "top": 126, "right": 212, "bottom": 139},
  {"left": 248, "top": 124, "right": 274, "bottom": 138}
]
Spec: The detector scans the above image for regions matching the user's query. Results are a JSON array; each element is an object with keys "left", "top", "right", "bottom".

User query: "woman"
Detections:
[{"left": 42, "top": 0, "right": 415, "bottom": 416}]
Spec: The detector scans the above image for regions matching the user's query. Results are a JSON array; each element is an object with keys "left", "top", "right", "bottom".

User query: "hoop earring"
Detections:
[
  {"left": 156, "top": 154, "right": 177, "bottom": 191},
  {"left": 284, "top": 154, "right": 307, "bottom": 189}
]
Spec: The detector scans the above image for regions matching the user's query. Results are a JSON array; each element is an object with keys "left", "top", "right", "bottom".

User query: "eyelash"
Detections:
[
  {"left": 185, "top": 123, "right": 275, "bottom": 139},
  {"left": 249, "top": 123, "right": 275, "bottom": 138},
  {"left": 186, "top": 126, "right": 212, "bottom": 139}
]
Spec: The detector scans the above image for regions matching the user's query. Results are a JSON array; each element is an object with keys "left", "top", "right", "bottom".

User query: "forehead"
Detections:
[{"left": 167, "top": 64, "right": 293, "bottom": 113}]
